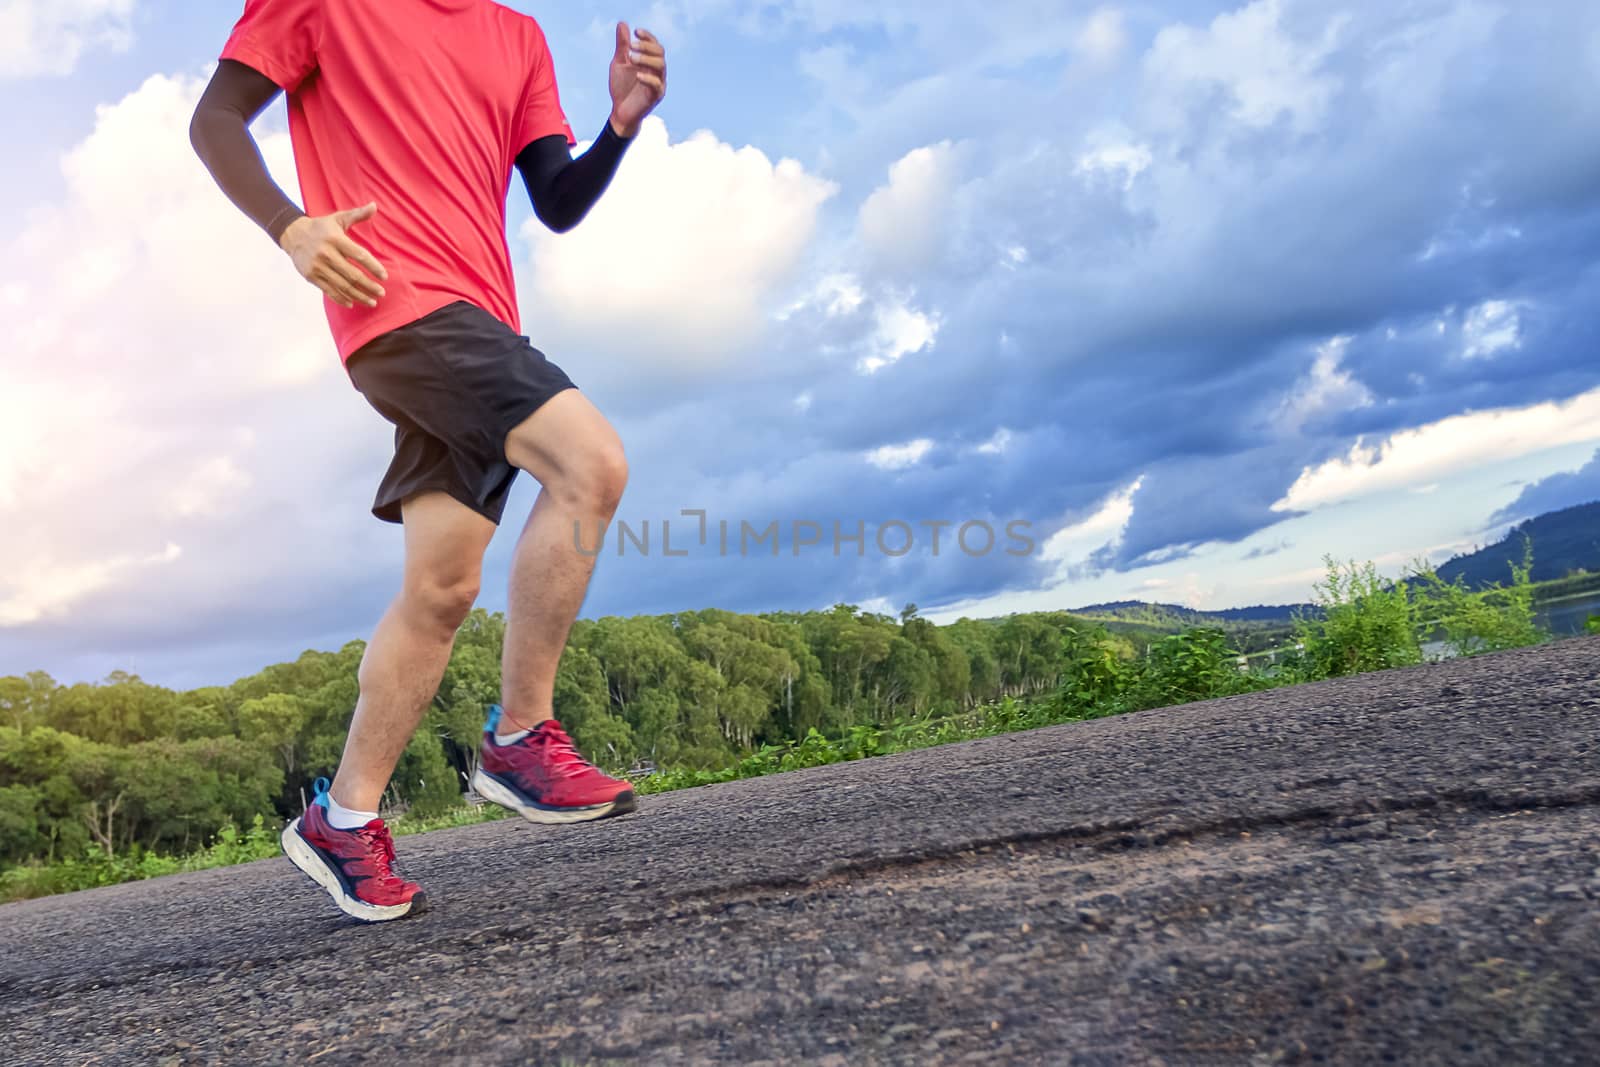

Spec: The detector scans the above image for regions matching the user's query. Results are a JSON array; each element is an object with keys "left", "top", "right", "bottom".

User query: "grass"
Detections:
[{"left": 634, "top": 696, "right": 1110, "bottom": 795}]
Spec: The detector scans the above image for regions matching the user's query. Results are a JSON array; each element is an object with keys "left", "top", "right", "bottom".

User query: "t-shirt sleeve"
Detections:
[
  {"left": 219, "top": 0, "right": 323, "bottom": 93},
  {"left": 515, "top": 26, "right": 577, "bottom": 151}
]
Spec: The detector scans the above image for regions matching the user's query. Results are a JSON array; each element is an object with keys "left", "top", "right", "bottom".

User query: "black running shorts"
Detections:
[{"left": 346, "top": 300, "right": 577, "bottom": 525}]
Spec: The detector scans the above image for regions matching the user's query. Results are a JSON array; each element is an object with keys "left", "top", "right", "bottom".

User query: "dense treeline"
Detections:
[{"left": 0, "top": 605, "right": 1092, "bottom": 870}]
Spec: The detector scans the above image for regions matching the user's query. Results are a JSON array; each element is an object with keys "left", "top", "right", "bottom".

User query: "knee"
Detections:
[
  {"left": 557, "top": 440, "right": 629, "bottom": 519},
  {"left": 404, "top": 570, "right": 480, "bottom": 634}
]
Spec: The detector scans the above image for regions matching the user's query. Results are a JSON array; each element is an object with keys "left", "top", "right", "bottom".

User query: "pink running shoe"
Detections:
[
  {"left": 280, "top": 778, "right": 427, "bottom": 922},
  {"left": 473, "top": 708, "right": 637, "bottom": 824}
]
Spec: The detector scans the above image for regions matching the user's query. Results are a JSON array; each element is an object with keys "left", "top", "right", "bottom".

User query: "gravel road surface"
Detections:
[{"left": 3, "top": 638, "right": 1597, "bottom": 1065}]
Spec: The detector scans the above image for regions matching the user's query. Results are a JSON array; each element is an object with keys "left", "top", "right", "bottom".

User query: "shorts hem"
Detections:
[
  {"left": 496, "top": 381, "right": 581, "bottom": 460},
  {"left": 373, "top": 483, "right": 504, "bottom": 527}
]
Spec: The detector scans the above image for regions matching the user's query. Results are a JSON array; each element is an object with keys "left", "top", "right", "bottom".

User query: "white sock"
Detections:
[
  {"left": 494, "top": 728, "right": 531, "bottom": 746},
  {"left": 325, "top": 794, "right": 379, "bottom": 830}
]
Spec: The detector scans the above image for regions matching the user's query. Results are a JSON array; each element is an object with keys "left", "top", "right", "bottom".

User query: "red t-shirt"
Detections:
[{"left": 221, "top": 0, "right": 575, "bottom": 362}]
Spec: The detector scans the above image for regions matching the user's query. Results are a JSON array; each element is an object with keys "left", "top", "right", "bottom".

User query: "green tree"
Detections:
[
  {"left": 945, "top": 619, "right": 1001, "bottom": 706},
  {"left": 0, "top": 671, "right": 55, "bottom": 731},
  {"left": 0, "top": 784, "right": 44, "bottom": 865},
  {"left": 803, "top": 605, "right": 896, "bottom": 716},
  {"left": 900, "top": 613, "right": 971, "bottom": 716},
  {"left": 427, "top": 610, "right": 507, "bottom": 786},
  {"left": 238, "top": 692, "right": 309, "bottom": 779},
  {"left": 994, "top": 614, "right": 1067, "bottom": 697},
  {"left": 388, "top": 731, "right": 459, "bottom": 817},
  {"left": 47, "top": 673, "right": 181, "bottom": 746},
  {"left": 554, "top": 642, "right": 636, "bottom": 767}
]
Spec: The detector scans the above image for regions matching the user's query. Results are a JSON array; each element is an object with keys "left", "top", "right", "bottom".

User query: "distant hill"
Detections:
[
  {"left": 1069, "top": 600, "right": 1312, "bottom": 625},
  {"left": 1063, "top": 600, "right": 1313, "bottom": 653},
  {"left": 1066, "top": 500, "right": 1600, "bottom": 631},
  {"left": 1437, "top": 500, "right": 1600, "bottom": 589}
]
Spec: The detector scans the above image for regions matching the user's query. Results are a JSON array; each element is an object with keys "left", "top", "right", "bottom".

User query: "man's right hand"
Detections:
[{"left": 278, "top": 203, "right": 388, "bottom": 309}]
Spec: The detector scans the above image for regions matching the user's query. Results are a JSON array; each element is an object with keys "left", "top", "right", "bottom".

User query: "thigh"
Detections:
[
  {"left": 503, "top": 388, "right": 626, "bottom": 490},
  {"left": 400, "top": 491, "right": 497, "bottom": 589}
]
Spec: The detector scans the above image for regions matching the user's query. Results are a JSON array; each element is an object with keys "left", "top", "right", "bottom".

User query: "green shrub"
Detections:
[
  {"left": 1410, "top": 541, "right": 1543, "bottom": 656},
  {"left": 1126, "top": 628, "right": 1258, "bottom": 707},
  {"left": 0, "top": 816, "right": 285, "bottom": 903},
  {"left": 1055, "top": 626, "right": 1132, "bottom": 714},
  {"left": 1293, "top": 557, "right": 1422, "bottom": 679},
  {"left": 188, "top": 815, "right": 281, "bottom": 869}
]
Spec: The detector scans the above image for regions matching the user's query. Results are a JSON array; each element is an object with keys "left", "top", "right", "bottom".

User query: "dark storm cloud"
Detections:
[
  {"left": 1106, "top": 450, "right": 1313, "bottom": 570},
  {"left": 1490, "top": 448, "right": 1600, "bottom": 528},
  {"left": 1242, "top": 540, "right": 1293, "bottom": 561},
  {"left": 723, "top": 0, "right": 1600, "bottom": 597}
]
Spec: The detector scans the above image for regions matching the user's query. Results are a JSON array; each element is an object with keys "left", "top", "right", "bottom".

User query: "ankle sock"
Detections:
[
  {"left": 325, "top": 794, "right": 379, "bottom": 830},
  {"left": 494, "top": 727, "right": 532, "bottom": 746}
]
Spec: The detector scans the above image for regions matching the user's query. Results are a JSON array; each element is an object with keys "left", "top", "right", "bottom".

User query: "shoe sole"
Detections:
[
  {"left": 279, "top": 819, "right": 425, "bottom": 923},
  {"left": 471, "top": 769, "right": 638, "bottom": 825}
]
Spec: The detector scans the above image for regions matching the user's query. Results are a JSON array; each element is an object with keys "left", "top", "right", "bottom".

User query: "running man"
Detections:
[{"left": 190, "top": 0, "right": 667, "bottom": 922}]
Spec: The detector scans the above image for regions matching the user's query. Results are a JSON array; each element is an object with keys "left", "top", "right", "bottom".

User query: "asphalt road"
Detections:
[{"left": 3, "top": 638, "right": 1598, "bottom": 1065}]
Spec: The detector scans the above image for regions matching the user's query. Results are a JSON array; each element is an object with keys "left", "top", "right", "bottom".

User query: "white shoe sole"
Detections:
[
  {"left": 471, "top": 769, "right": 635, "bottom": 825},
  {"left": 280, "top": 819, "right": 419, "bottom": 923}
]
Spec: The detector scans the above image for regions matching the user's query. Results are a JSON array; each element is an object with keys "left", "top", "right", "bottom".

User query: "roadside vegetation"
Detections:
[{"left": 0, "top": 546, "right": 1571, "bottom": 902}]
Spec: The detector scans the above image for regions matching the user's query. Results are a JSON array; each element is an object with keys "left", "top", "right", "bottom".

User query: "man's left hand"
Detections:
[{"left": 608, "top": 22, "right": 666, "bottom": 138}]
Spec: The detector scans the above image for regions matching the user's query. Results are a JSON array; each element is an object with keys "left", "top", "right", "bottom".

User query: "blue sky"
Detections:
[{"left": 3, "top": 0, "right": 1600, "bottom": 689}]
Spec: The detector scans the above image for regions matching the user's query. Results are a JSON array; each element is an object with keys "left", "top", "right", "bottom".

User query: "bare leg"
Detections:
[
  {"left": 330, "top": 492, "right": 496, "bottom": 812},
  {"left": 499, "top": 390, "right": 628, "bottom": 731}
]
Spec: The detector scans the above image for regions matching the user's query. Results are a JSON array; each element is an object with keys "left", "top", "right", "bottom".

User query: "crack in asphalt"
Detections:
[{"left": 671, "top": 780, "right": 1600, "bottom": 906}]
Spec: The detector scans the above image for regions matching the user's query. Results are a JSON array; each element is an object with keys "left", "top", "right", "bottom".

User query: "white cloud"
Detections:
[
  {"left": 817, "top": 274, "right": 866, "bottom": 317},
  {"left": 1274, "top": 336, "right": 1375, "bottom": 434},
  {"left": 860, "top": 297, "right": 940, "bottom": 374},
  {"left": 26, "top": 72, "right": 331, "bottom": 388},
  {"left": 1, "top": 72, "right": 390, "bottom": 636},
  {"left": 1041, "top": 477, "right": 1144, "bottom": 565},
  {"left": 780, "top": 273, "right": 865, "bottom": 321},
  {"left": 520, "top": 118, "right": 836, "bottom": 373},
  {"left": 1076, "top": 138, "right": 1154, "bottom": 191},
  {"left": 1145, "top": 0, "right": 1347, "bottom": 134},
  {"left": 167, "top": 457, "right": 254, "bottom": 519},
  {"left": 1075, "top": 8, "right": 1128, "bottom": 65},
  {"left": 865, "top": 439, "right": 934, "bottom": 471},
  {"left": 975, "top": 428, "right": 1013, "bottom": 456},
  {"left": 0, "top": 543, "right": 179, "bottom": 627},
  {"left": 0, "top": 0, "right": 134, "bottom": 78},
  {"left": 1461, "top": 299, "right": 1524, "bottom": 359},
  {"left": 1275, "top": 385, "right": 1600, "bottom": 512},
  {"left": 858, "top": 141, "right": 961, "bottom": 275}
]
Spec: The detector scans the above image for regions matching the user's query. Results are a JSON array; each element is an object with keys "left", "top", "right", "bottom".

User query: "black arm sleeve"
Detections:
[
  {"left": 514, "top": 121, "right": 632, "bottom": 234},
  {"left": 189, "top": 59, "right": 306, "bottom": 244}
]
